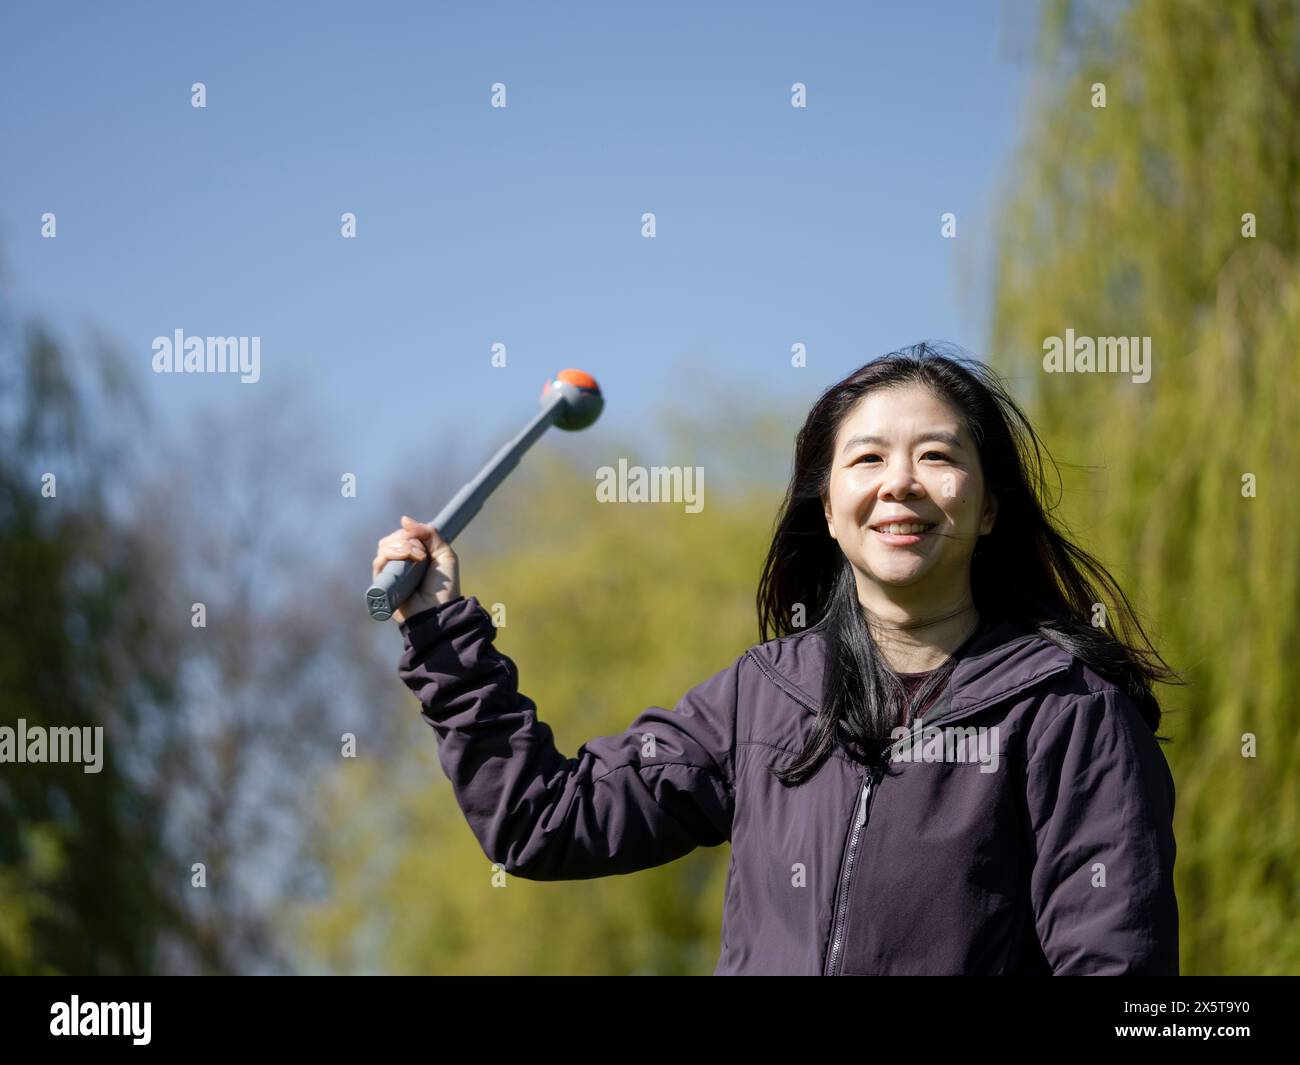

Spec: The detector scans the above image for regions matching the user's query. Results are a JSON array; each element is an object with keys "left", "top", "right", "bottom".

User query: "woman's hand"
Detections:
[{"left": 372, "top": 515, "right": 461, "bottom": 624}]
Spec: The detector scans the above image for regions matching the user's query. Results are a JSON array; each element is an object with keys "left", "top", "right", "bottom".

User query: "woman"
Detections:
[{"left": 374, "top": 343, "right": 1181, "bottom": 975}]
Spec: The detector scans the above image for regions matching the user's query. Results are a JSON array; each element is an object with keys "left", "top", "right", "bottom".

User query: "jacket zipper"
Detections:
[
  {"left": 825, "top": 765, "right": 877, "bottom": 976},
  {"left": 746, "top": 648, "right": 1072, "bottom": 976}
]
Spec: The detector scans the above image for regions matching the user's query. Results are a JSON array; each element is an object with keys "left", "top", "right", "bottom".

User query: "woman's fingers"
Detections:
[
  {"left": 401, "top": 515, "right": 452, "bottom": 556},
  {"left": 372, "top": 528, "right": 430, "bottom": 576},
  {"left": 400, "top": 517, "right": 457, "bottom": 561},
  {"left": 400, "top": 515, "right": 434, "bottom": 542}
]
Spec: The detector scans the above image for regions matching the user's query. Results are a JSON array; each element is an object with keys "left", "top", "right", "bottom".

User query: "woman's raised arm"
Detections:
[{"left": 397, "top": 595, "right": 739, "bottom": 880}]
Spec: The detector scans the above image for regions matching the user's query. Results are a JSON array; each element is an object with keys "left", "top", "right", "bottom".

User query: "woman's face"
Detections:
[{"left": 822, "top": 384, "right": 997, "bottom": 608}]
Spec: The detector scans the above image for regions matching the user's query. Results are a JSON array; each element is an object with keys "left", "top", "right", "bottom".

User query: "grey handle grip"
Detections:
[
  {"left": 366, "top": 392, "right": 564, "bottom": 621},
  {"left": 366, "top": 556, "right": 432, "bottom": 623}
]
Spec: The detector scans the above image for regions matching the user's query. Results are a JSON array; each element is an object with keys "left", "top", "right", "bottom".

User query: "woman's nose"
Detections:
[{"left": 879, "top": 463, "right": 922, "bottom": 500}]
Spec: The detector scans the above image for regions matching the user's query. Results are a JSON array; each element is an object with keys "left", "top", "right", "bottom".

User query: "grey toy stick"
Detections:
[{"left": 366, "top": 369, "right": 604, "bottom": 621}]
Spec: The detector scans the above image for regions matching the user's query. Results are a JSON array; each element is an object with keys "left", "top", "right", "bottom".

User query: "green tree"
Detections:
[
  {"left": 989, "top": 0, "right": 1300, "bottom": 974},
  {"left": 0, "top": 313, "right": 182, "bottom": 973}
]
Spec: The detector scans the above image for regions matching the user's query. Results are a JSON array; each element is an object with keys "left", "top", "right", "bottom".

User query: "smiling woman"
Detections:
[
  {"left": 390, "top": 341, "right": 1183, "bottom": 974},
  {"left": 760, "top": 342, "right": 1181, "bottom": 783}
]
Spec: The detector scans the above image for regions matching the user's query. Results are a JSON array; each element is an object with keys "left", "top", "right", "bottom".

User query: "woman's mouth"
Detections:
[{"left": 869, "top": 522, "right": 936, "bottom": 546}]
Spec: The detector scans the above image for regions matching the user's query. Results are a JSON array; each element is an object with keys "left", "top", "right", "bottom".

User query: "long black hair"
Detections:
[{"left": 756, "top": 342, "right": 1182, "bottom": 786}]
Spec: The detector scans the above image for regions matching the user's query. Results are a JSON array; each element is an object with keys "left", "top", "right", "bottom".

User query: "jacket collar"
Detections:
[{"left": 747, "top": 616, "right": 1075, "bottom": 721}]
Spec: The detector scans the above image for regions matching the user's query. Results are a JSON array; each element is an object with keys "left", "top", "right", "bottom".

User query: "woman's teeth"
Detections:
[{"left": 878, "top": 523, "right": 932, "bottom": 535}]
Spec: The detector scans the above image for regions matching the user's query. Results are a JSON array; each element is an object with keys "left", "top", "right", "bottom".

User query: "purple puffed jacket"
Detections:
[{"left": 397, "top": 594, "right": 1179, "bottom": 975}]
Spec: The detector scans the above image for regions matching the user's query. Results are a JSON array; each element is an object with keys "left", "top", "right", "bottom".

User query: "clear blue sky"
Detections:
[{"left": 1, "top": 0, "right": 1034, "bottom": 512}]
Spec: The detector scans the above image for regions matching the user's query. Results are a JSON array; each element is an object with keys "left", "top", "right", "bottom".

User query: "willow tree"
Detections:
[{"left": 990, "top": 0, "right": 1300, "bottom": 974}]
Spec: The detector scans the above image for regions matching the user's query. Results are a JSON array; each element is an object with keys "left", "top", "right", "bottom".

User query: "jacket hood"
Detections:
[{"left": 747, "top": 617, "right": 1076, "bottom": 724}]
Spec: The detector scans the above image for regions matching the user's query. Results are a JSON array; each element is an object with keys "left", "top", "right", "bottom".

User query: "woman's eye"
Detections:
[
  {"left": 921, "top": 451, "right": 949, "bottom": 461},
  {"left": 855, "top": 453, "right": 882, "bottom": 464}
]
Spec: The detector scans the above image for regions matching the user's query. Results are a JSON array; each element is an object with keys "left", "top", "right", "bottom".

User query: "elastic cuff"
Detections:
[{"left": 398, "top": 595, "right": 489, "bottom": 654}]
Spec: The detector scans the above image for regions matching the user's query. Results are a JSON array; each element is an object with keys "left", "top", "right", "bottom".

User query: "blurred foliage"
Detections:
[
  {"left": 1, "top": 284, "right": 405, "bottom": 975},
  {"left": 990, "top": 0, "right": 1300, "bottom": 973},
  {"left": 0, "top": 315, "right": 183, "bottom": 974}
]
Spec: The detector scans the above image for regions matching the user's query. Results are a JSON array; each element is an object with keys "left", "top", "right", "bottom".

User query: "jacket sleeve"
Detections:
[
  {"left": 396, "top": 595, "right": 738, "bottom": 880},
  {"left": 1024, "top": 686, "right": 1179, "bottom": 975}
]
